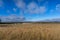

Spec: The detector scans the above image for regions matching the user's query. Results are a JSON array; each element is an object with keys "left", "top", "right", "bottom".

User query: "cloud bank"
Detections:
[
  {"left": 1, "top": 14, "right": 25, "bottom": 22},
  {"left": 14, "top": 0, "right": 47, "bottom": 14}
]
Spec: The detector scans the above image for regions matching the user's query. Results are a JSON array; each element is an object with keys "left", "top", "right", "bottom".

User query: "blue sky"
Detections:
[{"left": 0, "top": 0, "right": 60, "bottom": 22}]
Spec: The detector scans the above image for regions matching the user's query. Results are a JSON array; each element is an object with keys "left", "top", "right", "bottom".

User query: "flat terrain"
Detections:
[{"left": 0, "top": 23, "right": 60, "bottom": 40}]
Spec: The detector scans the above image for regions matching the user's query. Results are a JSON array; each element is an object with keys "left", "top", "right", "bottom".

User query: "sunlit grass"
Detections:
[{"left": 0, "top": 23, "right": 60, "bottom": 40}]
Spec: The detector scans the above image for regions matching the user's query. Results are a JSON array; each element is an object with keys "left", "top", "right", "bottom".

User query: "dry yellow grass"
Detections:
[{"left": 0, "top": 23, "right": 60, "bottom": 40}]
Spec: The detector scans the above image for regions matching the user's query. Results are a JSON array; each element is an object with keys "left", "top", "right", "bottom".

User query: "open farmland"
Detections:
[{"left": 0, "top": 23, "right": 60, "bottom": 40}]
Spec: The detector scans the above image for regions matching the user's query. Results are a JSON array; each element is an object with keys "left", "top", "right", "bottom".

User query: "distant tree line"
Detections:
[
  {"left": 0, "top": 19, "right": 1, "bottom": 22},
  {"left": 0, "top": 20, "right": 1, "bottom": 22},
  {"left": 0, "top": 19, "right": 2, "bottom": 24}
]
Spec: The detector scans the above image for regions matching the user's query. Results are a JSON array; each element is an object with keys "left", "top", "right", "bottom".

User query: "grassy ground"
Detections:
[{"left": 0, "top": 23, "right": 60, "bottom": 40}]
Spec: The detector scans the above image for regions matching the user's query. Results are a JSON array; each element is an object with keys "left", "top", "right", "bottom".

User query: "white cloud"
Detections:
[
  {"left": 49, "top": 4, "right": 60, "bottom": 15},
  {"left": 26, "top": 2, "right": 47, "bottom": 14},
  {"left": 27, "top": 2, "right": 38, "bottom": 10},
  {"left": 1, "top": 14, "right": 25, "bottom": 22},
  {"left": 0, "top": 0, "right": 4, "bottom": 7},
  {"left": 39, "top": 6, "right": 47, "bottom": 14},
  {"left": 14, "top": 0, "right": 47, "bottom": 14},
  {"left": 13, "top": 8, "right": 17, "bottom": 12},
  {"left": 49, "top": 4, "right": 60, "bottom": 14},
  {"left": 15, "top": 0, "right": 26, "bottom": 10},
  {"left": 27, "top": 2, "right": 39, "bottom": 14},
  {"left": 56, "top": 4, "right": 60, "bottom": 13},
  {"left": 14, "top": 0, "right": 26, "bottom": 17}
]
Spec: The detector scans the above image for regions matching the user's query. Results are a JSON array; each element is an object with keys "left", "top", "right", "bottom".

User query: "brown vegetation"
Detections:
[{"left": 0, "top": 23, "right": 60, "bottom": 40}]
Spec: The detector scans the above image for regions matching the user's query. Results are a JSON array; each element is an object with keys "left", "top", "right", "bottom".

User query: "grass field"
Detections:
[{"left": 0, "top": 23, "right": 60, "bottom": 40}]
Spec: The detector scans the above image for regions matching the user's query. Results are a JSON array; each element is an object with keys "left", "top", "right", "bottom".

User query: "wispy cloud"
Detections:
[
  {"left": 14, "top": 0, "right": 26, "bottom": 10},
  {"left": 25, "top": 2, "right": 47, "bottom": 14},
  {"left": 56, "top": 4, "right": 60, "bottom": 13},
  {"left": 14, "top": 0, "right": 47, "bottom": 14},
  {"left": 50, "top": 4, "right": 60, "bottom": 14},
  {"left": 26, "top": 2, "right": 39, "bottom": 14},
  {"left": 0, "top": 0, "right": 4, "bottom": 7},
  {"left": 39, "top": 6, "right": 47, "bottom": 14},
  {"left": 14, "top": 0, "right": 26, "bottom": 19},
  {"left": 1, "top": 14, "right": 25, "bottom": 22},
  {"left": 13, "top": 8, "right": 17, "bottom": 12}
]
